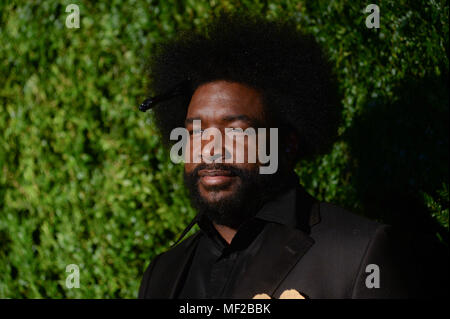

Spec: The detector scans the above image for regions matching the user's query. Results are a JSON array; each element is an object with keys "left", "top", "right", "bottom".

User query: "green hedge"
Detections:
[{"left": 0, "top": 0, "right": 448, "bottom": 298}]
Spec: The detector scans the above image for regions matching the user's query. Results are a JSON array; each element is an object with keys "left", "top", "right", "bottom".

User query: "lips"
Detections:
[
  {"left": 198, "top": 169, "right": 233, "bottom": 177},
  {"left": 198, "top": 169, "right": 236, "bottom": 187}
]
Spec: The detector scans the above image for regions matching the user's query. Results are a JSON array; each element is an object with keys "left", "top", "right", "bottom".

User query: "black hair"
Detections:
[{"left": 146, "top": 12, "right": 341, "bottom": 159}]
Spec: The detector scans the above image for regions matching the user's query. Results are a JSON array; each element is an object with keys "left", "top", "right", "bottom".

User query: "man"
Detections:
[{"left": 138, "top": 13, "right": 410, "bottom": 299}]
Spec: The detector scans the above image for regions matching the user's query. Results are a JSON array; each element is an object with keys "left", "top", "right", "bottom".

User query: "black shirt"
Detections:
[{"left": 177, "top": 187, "right": 298, "bottom": 299}]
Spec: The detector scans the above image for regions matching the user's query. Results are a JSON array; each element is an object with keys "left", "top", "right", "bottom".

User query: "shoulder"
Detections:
[
  {"left": 145, "top": 230, "right": 202, "bottom": 268},
  {"left": 158, "top": 231, "right": 202, "bottom": 262},
  {"left": 282, "top": 200, "right": 405, "bottom": 298},
  {"left": 314, "top": 202, "right": 385, "bottom": 241},
  {"left": 138, "top": 231, "right": 202, "bottom": 298},
  {"left": 311, "top": 202, "right": 392, "bottom": 265},
  {"left": 304, "top": 202, "right": 406, "bottom": 297}
]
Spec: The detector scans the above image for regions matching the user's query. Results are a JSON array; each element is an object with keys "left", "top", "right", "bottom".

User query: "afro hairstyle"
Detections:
[{"left": 146, "top": 12, "right": 342, "bottom": 160}]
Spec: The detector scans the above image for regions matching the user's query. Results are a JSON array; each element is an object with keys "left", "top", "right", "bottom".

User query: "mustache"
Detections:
[{"left": 190, "top": 163, "right": 247, "bottom": 179}]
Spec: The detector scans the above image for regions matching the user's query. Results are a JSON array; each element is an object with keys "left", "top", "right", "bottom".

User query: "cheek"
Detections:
[
  {"left": 184, "top": 136, "right": 201, "bottom": 164},
  {"left": 184, "top": 163, "right": 196, "bottom": 175},
  {"left": 224, "top": 134, "right": 259, "bottom": 164}
]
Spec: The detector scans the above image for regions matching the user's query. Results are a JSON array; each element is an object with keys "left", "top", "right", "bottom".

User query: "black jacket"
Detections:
[{"left": 139, "top": 186, "right": 411, "bottom": 299}]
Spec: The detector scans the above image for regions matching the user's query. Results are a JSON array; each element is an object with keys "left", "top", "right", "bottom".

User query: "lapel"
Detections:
[
  {"left": 228, "top": 186, "right": 320, "bottom": 299},
  {"left": 168, "top": 235, "right": 199, "bottom": 298},
  {"left": 162, "top": 186, "right": 321, "bottom": 299},
  {"left": 152, "top": 231, "right": 201, "bottom": 298},
  {"left": 228, "top": 223, "right": 314, "bottom": 298}
]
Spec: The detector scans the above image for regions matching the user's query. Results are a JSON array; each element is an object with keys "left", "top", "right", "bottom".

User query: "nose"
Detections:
[
  {"left": 207, "top": 153, "right": 222, "bottom": 162},
  {"left": 201, "top": 147, "right": 232, "bottom": 163}
]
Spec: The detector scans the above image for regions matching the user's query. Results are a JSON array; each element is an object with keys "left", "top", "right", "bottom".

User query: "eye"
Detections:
[
  {"left": 227, "top": 127, "right": 244, "bottom": 133},
  {"left": 227, "top": 127, "right": 256, "bottom": 135}
]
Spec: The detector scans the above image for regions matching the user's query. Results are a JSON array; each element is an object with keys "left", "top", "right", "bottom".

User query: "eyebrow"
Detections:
[
  {"left": 185, "top": 117, "right": 202, "bottom": 126},
  {"left": 185, "top": 114, "right": 259, "bottom": 126},
  {"left": 222, "top": 114, "right": 255, "bottom": 125}
]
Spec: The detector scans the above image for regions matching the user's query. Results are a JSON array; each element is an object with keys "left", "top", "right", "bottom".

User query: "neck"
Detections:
[{"left": 213, "top": 223, "right": 237, "bottom": 245}]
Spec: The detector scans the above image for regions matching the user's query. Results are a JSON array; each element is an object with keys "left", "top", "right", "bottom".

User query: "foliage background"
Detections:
[{"left": 0, "top": 0, "right": 448, "bottom": 298}]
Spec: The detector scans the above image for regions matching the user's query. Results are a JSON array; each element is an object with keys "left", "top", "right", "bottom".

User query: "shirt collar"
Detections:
[
  {"left": 196, "top": 184, "right": 302, "bottom": 249},
  {"left": 196, "top": 185, "right": 298, "bottom": 232},
  {"left": 255, "top": 187, "right": 298, "bottom": 226},
  {"left": 173, "top": 181, "right": 320, "bottom": 248}
]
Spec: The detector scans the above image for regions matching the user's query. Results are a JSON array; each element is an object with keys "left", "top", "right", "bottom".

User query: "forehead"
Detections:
[{"left": 186, "top": 81, "right": 265, "bottom": 124}]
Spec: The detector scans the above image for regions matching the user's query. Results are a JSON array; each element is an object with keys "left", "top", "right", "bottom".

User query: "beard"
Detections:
[{"left": 183, "top": 162, "right": 295, "bottom": 229}]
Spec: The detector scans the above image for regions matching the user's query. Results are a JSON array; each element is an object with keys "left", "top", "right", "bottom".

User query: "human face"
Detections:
[{"left": 184, "top": 80, "right": 267, "bottom": 206}]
